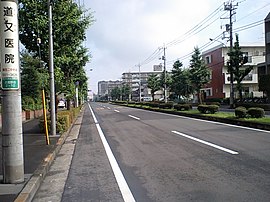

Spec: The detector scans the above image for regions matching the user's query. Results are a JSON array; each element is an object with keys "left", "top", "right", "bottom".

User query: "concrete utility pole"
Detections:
[
  {"left": 0, "top": 0, "right": 24, "bottom": 183},
  {"left": 48, "top": 0, "right": 56, "bottom": 135},
  {"left": 138, "top": 63, "right": 141, "bottom": 102},
  {"left": 224, "top": 0, "right": 238, "bottom": 108},
  {"left": 162, "top": 46, "right": 167, "bottom": 103}
]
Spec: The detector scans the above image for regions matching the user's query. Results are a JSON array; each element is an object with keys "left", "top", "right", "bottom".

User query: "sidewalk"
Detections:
[{"left": 0, "top": 118, "right": 65, "bottom": 202}]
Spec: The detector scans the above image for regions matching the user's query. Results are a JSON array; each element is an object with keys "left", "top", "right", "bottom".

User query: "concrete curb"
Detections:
[{"left": 14, "top": 107, "right": 85, "bottom": 202}]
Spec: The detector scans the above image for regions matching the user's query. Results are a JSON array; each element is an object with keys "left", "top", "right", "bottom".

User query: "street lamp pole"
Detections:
[{"left": 48, "top": 0, "right": 56, "bottom": 135}]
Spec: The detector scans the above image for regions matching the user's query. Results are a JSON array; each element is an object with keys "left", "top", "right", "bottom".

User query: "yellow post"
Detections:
[{"left": 42, "top": 89, "right": 50, "bottom": 145}]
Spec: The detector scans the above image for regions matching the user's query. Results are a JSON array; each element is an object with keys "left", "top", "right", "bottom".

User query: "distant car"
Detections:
[{"left": 58, "top": 100, "right": 65, "bottom": 108}]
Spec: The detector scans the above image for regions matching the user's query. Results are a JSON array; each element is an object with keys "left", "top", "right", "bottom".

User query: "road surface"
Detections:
[{"left": 34, "top": 102, "right": 270, "bottom": 202}]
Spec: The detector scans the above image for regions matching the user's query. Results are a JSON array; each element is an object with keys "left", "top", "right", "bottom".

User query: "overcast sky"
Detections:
[{"left": 83, "top": 0, "right": 270, "bottom": 93}]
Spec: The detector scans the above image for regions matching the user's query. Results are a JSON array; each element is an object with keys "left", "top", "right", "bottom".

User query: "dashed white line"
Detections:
[
  {"left": 172, "top": 130, "right": 239, "bottom": 155},
  {"left": 114, "top": 110, "right": 120, "bottom": 113},
  {"left": 128, "top": 115, "right": 140, "bottom": 120},
  {"left": 146, "top": 109, "right": 270, "bottom": 134},
  {"left": 88, "top": 103, "right": 136, "bottom": 202}
]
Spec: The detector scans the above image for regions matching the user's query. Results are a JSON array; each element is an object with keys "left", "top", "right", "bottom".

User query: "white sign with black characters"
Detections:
[{"left": 0, "top": 1, "right": 19, "bottom": 90}]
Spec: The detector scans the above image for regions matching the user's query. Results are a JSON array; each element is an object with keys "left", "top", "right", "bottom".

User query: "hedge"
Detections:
[
  {"left": 235, "top": 107, "right": 247, "bottom": 118},
  {"left": 39, "top": 107, "right": 81, "bottom": 134},
  {"left": 247, "top": 107, "right": 265, "bottom": 118},
  {"left": 198, "top": 104, "right": 219, "bottom": 114},
  {"left": 174, "top": 104, "right": 192, "bottom": 111}
]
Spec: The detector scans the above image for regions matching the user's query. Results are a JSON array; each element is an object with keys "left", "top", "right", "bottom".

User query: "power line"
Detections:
[{"left": 166, "top": 3, "right": 225, "bottom": 47}]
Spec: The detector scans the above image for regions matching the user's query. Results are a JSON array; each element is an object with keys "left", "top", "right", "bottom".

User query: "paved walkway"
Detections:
[{"left": 0, "top": 118, "right": 60, "bottom": 202}]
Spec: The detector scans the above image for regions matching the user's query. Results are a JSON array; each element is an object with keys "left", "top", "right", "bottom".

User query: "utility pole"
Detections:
[
  {"left": 48, "top": 0, "right": 56, "bottom": 135},
  {"left": 224, "top": 0, "right": 238, "bottom": 108},
  {"left": 162, "top": 45, "right": 167, "bottom": 103},
  {"left": 0, "top": 0, "right": 24, "bottom": 183},
  {"left": 138, "top": 63, "right": 141, "bottom": 102}
]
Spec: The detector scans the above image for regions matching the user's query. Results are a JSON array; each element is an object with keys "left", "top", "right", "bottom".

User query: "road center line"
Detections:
[
  {"left": 128, "top": 115, "right": 140, "bottom": 120},
  {"left": 88, "top": 104, "right": 136, "bottom": 202},
  {"left": 114, "top": 110, "right": 120, "bottom": 113},
  {"left": 172, "top": 130, "right": 239, "bottom": 155}
]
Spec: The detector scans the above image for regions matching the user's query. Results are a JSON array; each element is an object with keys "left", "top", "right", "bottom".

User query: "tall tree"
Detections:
[
  {"left": 110, "top": 87, "right": 121, "bottom": 101},
  {"left": 189, "top": 47, "right": 211, "bottom": 104},
  {"left": 121, "top": 85, "right": 131, "bottom": 101},
  {"left": 19, "top": 0, "right": 94, "bottom": 103},
  {"left": 21, "top": 51, "right": 49, "bottom": 100},
  {"left": 227, "top": 34, "right": 252, "bottom": 101},
  {"left": 147, "top": 74, "right": 160, "bottom": 101},
  {"left": 170, "top": 60, "right": 193, "bottom": 101}
]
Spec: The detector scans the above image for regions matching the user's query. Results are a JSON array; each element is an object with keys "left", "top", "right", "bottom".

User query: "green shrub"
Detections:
[
  {"left": 174, "top": 104, "right": 192, "bottom": 111},
  {"left": 159, "top": 102, "right": 173, "bottom": 109},
  {"left": 235, "top": 107, "right": 247, "bottom": 118},
  {"left": 128, "top": 101, "right": 135, "bottom": 105},
  {"left": 148, "top": 102, "right": 159, "bottom": 108},
  {"left": 247, "top": 107, "right": 265, "bottom": 118},
  {"left": 198, "top": 104, "right": 219, "bottom": 114},
  {"left": 39, "top": 108, "right": 80, "bottom": 134}
]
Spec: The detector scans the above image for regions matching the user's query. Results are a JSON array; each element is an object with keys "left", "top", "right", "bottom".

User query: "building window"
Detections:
[
  {"left": 242, "top": 52, "right": 252, "bottom": 63},
  {"left": 205, "top": 55, "right": 212, "bottom": 64},
  {"left": 243, "top": 74, "right": 252, "bottom": 81}
]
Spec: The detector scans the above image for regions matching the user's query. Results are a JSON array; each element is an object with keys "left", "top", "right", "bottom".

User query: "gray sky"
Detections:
[{"left": 83, "top": 0, "right": 270, "bottom": 93}]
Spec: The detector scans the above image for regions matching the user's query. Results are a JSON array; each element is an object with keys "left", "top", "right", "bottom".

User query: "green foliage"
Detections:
[
  {"left": 227, "top": 34, "right": 253, "bottom": 100},
  {"left": 22, "top": 96, "right": 35, "bottom": 110},
  {"left": 235, "top": 107, "right": 247, "bottom": 118},
  {"left": 121, "top": 85, "right": 131, "bottom": 101},
  {"left": 148, "top": 102, "right": 160, "bottom": 108},
  {"left": 19, "top": 0, "right": 94, "bottom": 101},
  {"left": 159, "top": 102, "right": 174, "bottom": 109},
  {"left": 198, "top": 104, "right": 219, "bottom": 114},
  {"left": 170, "top": 60, "right": 193, "bottom": 100},
  {"left": 111, "top": 87, "right": 121, "bottom": 100},
  {"left": 189, "top": 47, "right": 211, "bottom": 103},
  {"left": 21, "top": 51, "right": 49, "bottom": 100},
  {"left": 39, "top": 107, "right": 81, "bottom": 134},
  {"left": 247, "top": 107, "right": 265, "bottom": 118},
  {"left": 147, "top": 74, "right": 161, "bottom": 101},
  {"left": 174, "top": 104, "right": 192, "bottom": 111}
]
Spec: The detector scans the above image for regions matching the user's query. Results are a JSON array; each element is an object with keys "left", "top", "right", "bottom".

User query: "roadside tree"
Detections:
[
  {"left": 19, "top": 0, "right": 94, "bottom": 106},
  {"left": 147, "top": 74, "right": 160, "bottom": 101},
  {"left": 227, "top": 34, "right": 252, "bottom": 101},
  {"left": 170, "top": 60, "right": 193, "bottom": 102},
  {"left": 189, "top": 47, "right": 211, "bottom": 104}
]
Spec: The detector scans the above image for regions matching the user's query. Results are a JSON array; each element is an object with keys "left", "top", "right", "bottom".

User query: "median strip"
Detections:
[{"left": 172, "top": 130, "right": 239, "bottom": 155}]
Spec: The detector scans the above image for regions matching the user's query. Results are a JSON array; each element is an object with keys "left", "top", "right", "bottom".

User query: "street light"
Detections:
[{"left": 209, "top": 38, "right": 226, "bottom": 47}]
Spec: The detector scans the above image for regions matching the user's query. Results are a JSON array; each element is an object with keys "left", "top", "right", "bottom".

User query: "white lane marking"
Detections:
[
  {"left": 88, "top": 104, "right": 136, "bottom": 202},
  {"left": 172, "top": 130, "right": 239, "bottom": 155},
  {"left": 114, "top": 110, "right": 120, "bottom": 113},
  {"left": 145, "top": 109, "right": 270, "bottom": 134},
  {"left": 128, "top": 115, "right": 140, "bottom": 120},
  {"left": 107, "top": 107, "right": 111, "bottom": 110}
]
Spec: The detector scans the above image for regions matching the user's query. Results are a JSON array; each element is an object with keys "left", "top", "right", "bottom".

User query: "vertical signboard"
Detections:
[{"left": 0, "top": 1, "right": 19, "bottom": 90}]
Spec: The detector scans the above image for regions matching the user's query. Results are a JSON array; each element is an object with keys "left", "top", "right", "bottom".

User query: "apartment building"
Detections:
[
  {"left": 122, "top": 71, "right": 163, "bottom": 101},
  {"left": 97, "top": 80, "right": 122, "bottom": 99},
  {"left": 202, "top": 44, "right": 265, "bottom": 100}
]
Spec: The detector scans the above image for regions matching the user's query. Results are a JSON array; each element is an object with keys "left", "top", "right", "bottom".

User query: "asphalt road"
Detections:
[{"left": 35, "top": 102, "right": 270, "bottom": 201}]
